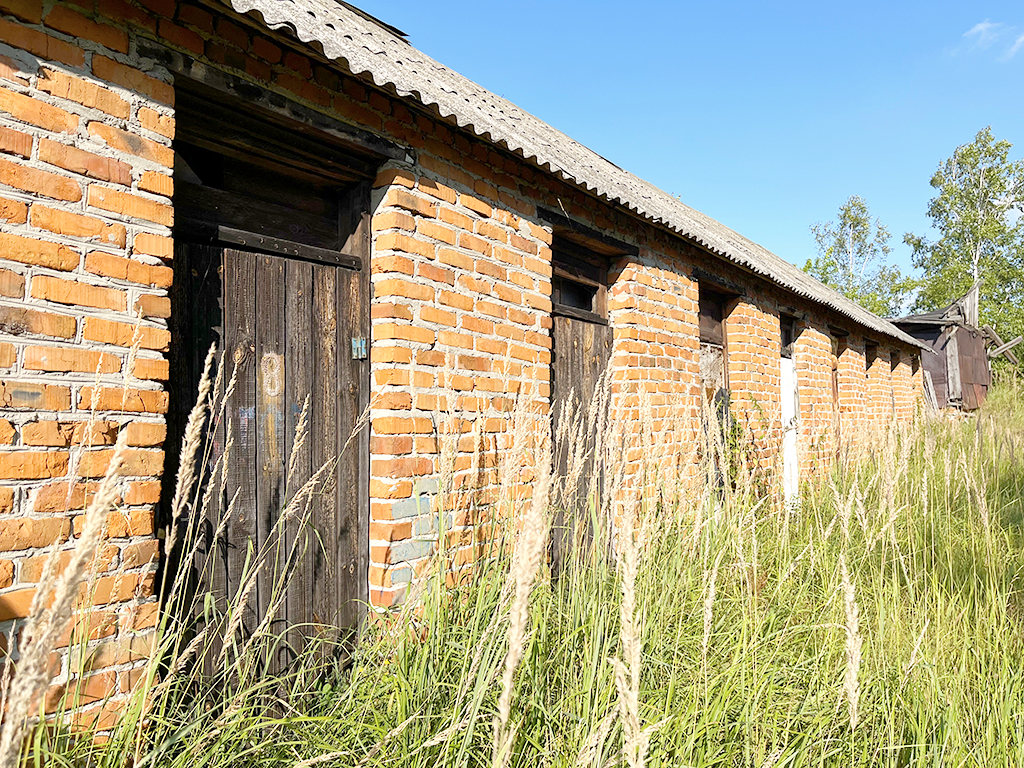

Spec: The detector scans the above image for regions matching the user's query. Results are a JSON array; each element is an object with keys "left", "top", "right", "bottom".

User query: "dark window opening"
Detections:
[
  {"left": 699, "top": 287, "right": 729, "bottom": 347},
  {"left": 551, "top": 236, "right": 608, "bottom": 321},
  {"left": 865, "top": 342, "right": 878, "bottom": 376},
  {"left": 780, "top": 315, "right": 799, "bottom": 359}
]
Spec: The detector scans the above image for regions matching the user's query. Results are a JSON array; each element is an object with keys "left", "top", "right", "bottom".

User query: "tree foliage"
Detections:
[
  {"left": 804, "top": 195, "right": 915, "bottom": 317},
  {"left": 905, "top": 126, "right": 1024, "bottom": 337}
]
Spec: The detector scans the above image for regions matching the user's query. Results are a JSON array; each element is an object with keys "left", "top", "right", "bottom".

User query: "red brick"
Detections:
[
  {"left": 0, "top": 158, "right": 81, "bottom": 202},
  {"left": 83, "top": 317, "right": 169, "bottom": 351},
  {"left": 0, "top": 0, "right": 43, "bottom": 24},
  {"left": 87, "top": 186, "right": 172, "bottom": 226},
  {"left": 77, "top": 448, "right": 163, "bottom": 478},
  {"left": 0, "top": 452, "right": 69, "bottom": 479},
  {"left": 0, "top": 125, "right": 31, "bottom": 159},
  {"left": 87, "top": 122, "right": 173, "bottom": 167},
  {"left": 0, "top": 18, "right": 84, "bottom": 67},
  {"left": 31, "top": 275, "right": 126, "bottom": 311},
  {"left": 0, "top": 196, "right": 27, "bottom": 224},
  {"left": 130, "top": 356, "right": 168, "bottom": 380},
  {"left": 215, "top": 18, "right": 248, "bottom": 48},
  {"left": 123, "top": 420, "right": 165, "bottom": 446},
  {"left": 0, "top": 54, "right": 29, "bottom": 86},
  {"left": 0, "top": 419, "right": 12, "bottom": 442},
  {"left": 44, "top": 6, "right": 128, "bottom": 53},
  {"left": 124, "top": 480, "right": 159, "bottom": 505},
  {"left": 92, "top": 56, "right": 173, "bottom": 106},
  {"left": 0, "top": 86, "right": 77, "bottom": 133},
  {"left": 158, "top": 19, "right": 204, "bottom": 55},
  {"left": 34, "top": 480, "right": 104, "bottom": 512},
  {"left": 85, "top": 251, "right": 172, "bottom": 287},
  {"left": 0, "top": 381, "right": 70, "bottom": 410},
  {"left": 24, "top": 345, "right": 121, "bottom": 373},
  {"left": 38, "top": 138, "right": 132, "bottom": 185},
  {"left": 32, "top": 205, "right": 126, "bottom": 247}
]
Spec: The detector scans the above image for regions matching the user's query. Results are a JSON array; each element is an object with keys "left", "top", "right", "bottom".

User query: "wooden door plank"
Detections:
[
  {"left": 310, "top": 263, "right": 339, "bottom": 636},
  {"left": 335, "top": 266, "right": 361, "bottom": 634},
  {"left": 255, "top": 253, "right": 287, "bottom": 666},
  {"left": 284, "top": 259, "right": 314, "bottom": 658},
  {"left": 223, "top": 248, "right": 259, "bottom": 643}
]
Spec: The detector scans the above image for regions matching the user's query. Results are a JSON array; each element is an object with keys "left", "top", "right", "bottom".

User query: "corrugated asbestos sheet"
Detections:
[{"left": 222, "top": 0, "right": 921, "bottom": 347}]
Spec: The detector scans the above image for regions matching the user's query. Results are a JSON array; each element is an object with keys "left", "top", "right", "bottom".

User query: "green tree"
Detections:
[
  {"left": 804, "top": 195, "right": 915, "bottom": 317},
  {"left": 905, "top": 126, "right": 1024, "bottom": 337}
]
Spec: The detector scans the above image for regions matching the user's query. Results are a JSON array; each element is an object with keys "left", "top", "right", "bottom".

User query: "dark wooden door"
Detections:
[
  {"left": 550, "top": 314, "right": 612, "bottom": 573},
  {"left": 168, "top": 240, "right": 369, "bottom": 660}
]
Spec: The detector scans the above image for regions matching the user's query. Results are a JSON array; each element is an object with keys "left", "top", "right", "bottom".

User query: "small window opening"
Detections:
[
  {"left": 551, "top": 236, "right": 607, "bottom": 320},
  {"left": 865, "top": 342, "right": 878, "bottom": 377},
  {"left": 780, "top": 315, "right": 799, "bottom": 359}
]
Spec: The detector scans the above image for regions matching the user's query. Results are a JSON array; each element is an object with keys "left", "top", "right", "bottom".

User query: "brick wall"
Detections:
[
  {"left": 0, "top": 0, "right": 927, "bottom": 705},
  {"left": 836, "top": 336, "right": 867, "bottom": 452},
  {"left": 866, "top": 346, "right": 893, "bottom": 435},
  {"left": 0, "top": 0, "right": 173, "bottom": 724},
  {"left": 793, "top": 320, "right": 835, "bottom": 475}
]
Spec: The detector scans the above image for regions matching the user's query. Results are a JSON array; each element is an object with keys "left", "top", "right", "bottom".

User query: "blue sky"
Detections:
[{"left": 356, "top": 1, "right": 1023, "bottom": 277}]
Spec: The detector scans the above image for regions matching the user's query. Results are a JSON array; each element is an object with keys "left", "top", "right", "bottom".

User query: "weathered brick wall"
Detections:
[
  {"left": 866, "top": 346, "right": 893, "bottom": 434},
  {"left": 892, "top": 354, "right": 914, "bottom": 424},
  {"left": 836, "top": 336, "right": 867, "bottom": 452},
  {"left": 793, "top": 319, "right": 834, "bottom": 475},
  {"left": 0, "top": 0, "right": 172, "bottom": 724},
  {"left": 0, "top": 0, "right": 929, "bottom": 705},
  {"left": 724, "top": 299, "right": 781, "bottom": 474}
]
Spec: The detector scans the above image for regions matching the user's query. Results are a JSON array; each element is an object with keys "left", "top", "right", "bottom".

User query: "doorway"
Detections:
[{"left": 780, "top": 316, "right": 799, "bottom": 509}]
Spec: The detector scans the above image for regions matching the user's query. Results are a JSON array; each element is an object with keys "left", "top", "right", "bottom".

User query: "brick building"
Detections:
[{"left": 0, "top": 0, "right": 923, "bottom": 712}]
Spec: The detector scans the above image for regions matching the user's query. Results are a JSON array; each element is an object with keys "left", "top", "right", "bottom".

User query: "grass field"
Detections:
[{"left": 5, "top": 374, "right": 1024, "bottom": 768}]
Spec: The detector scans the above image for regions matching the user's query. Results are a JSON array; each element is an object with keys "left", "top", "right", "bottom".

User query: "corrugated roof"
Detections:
[{"left": 222, "top": 0, "right": 921, "bottom": 348}]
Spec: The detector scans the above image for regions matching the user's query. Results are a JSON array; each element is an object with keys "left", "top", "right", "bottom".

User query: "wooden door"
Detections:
[
  {"left": 168, "top": 240, "right": 369, "bottom": 660},
  {"left": 550, "top": 314, "right": 612, "bottom": 573}
]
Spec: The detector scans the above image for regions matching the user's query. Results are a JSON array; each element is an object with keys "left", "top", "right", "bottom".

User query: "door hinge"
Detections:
[{"left": 351, "top": 336, "right": 368, "bottom": 360}]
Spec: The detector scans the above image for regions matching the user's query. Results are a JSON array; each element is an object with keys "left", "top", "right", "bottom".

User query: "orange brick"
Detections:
[
  {"left": 460, "top": 194, "right": 492, "bottom": 218},
  {"left": 22, "top": 543, "right": 117, "bottom": 582},
  {"left": 0, "top": 18, "right": 84, "bottom": 67},
  {"left": 375, "top": 232, "right": 433, "bottom": 260},
  {"left": 78, "top": 386, "right": 168, "bottom": 413},
  {"left": 87, "top": 185, "right": 172, "bottom": 226},
  {"left": 77, "top": 448, "right": 163, "bottom": 478},
  {"left": 0, "top": 305, "right": 75, "bottom": 338},
  {"left": 0, "top": 587, "right": 36, "bottom": 620},
  {"left": 418, "top": 177, "right": 457, "bottom": 204},
  {"left": 418, "top": 262, "right": 455, "bottom": 285},
  {"left": 133, "top": 293, "right": 170, "bottom": 319},
  {"left": 31, "top": 275, "right": 126, "bottom": 311},
  {"left": 0, "top": 126, "right": 31, "bottom": 159},
  {"left": 0, "top": 559, "right": 11, "bottom": 588},
  {"left": 371, "top": 254, "right": 415, "bottom": 276},
  {"left": 438, "top": 207, "right": 474, "bottom": 230},
  {"left": 0, "top": 157, "right": 81, "bottom": 202},
  {"left": 0, "top": 197, "right": 28, "bottom": 233},
  {"left": 132, "top": 232, "right": 171, "bottom": 259},
  {"left": 0, "top": 452, "right": 69, "bottom": 479},
  {"left": 138, "top": 171, "right": 171, "bottom": 197},
  {"left": 121, "top": 538, "right": 159, "bottom": 568},
  {"left": 137, "top": 107, "right": 174, "bottom": 139},
  {"left": 24, "top": 345, "right": 121, "bottom": 374},
  {"left": 0, "top": 267, "right": 24, "bottom": 298},
  {"left": 34, "top": 480, "right": 103, "bottom": 512},
  {"left": 32, "top": 205, "right": 126, "bottom": 247},
  {"left": 84, "top": 252, "right": 172, "bottom": 287},
  {"left": 44, "top": 6, "right": 128, "bottom": 53},
  {"left": 0, "top": 86, "right": 78, "bottom": 133},
  {"left": 82, "top": 318, "right": 169, "bottom": 351},
  {"left": 87, "top": 122, "right": 173, "bottom": 168},
  {"left": 124, "top": 480, "right": 159, "bottom": 505},
  {"left": 0, "top": 0, "right": 43, "bottom": 24},
  {"left": 123, "top": 421, "right": 165, "bottom": 446},
  {"left": 38, "top": 139, "right": 132, "bottom": 186},
  {"left": 373, "top": 167, "right": 415, "bottom": 189},
  {"left": 0, "top": 232, "right": 80, "bottom": 270},
  {"left": 0, "top": 486, "right": 12, "bottom": 513},
  {"left": 92, "top": 56, "right": 173, "bottom": 106},
  {"left": 130, "top": 356, "right": 168, "bottom": 380},
  {"left": 374, "top": 278, "right": 434, "bottom": 302},
  {"left": 375, "top": 210, "right": 416, "bottom": 231},
  {"left": 83, "top": 570, "right": 154, "bottom": 604},
  {"left": 37, "top": 67, "right": 129, "bottom": 119},
  {"left": 384, "top": 188, "right": 437, "bottom": 218},
  {"left": 0, "top": 381, "right": 70, "bottom": 410},
  {"left": 0, "top": 419, "right": 13, "bottom": 442},
  {"left": 374, "top": 323, "right": 435, "bottom": 344}
]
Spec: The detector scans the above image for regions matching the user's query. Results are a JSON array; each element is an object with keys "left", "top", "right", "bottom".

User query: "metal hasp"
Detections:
[{"left": 351, "top": 337, "right": 368, "bottom": 360}]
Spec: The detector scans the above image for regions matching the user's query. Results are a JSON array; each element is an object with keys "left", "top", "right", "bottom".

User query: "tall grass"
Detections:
[{"left": 6, "top": 369, "right": 1024, "bottom": 767}]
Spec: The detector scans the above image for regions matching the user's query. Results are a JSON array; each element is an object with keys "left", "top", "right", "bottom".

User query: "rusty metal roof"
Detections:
[{"left": 224, "top": 0, "right": 921, "bottom": 348}]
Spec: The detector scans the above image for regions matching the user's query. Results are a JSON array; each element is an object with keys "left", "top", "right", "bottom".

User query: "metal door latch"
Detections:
[{"left": 351, "top": 337, "right": 368, "bottom": 360}]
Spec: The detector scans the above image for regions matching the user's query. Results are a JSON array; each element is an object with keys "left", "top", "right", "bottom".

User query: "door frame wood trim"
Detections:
[{"left": 177, "top": 223, "right": 364, "bottom": 271}]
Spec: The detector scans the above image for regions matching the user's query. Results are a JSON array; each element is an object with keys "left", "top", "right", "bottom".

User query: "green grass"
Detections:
[{"left": 19, "top": 389, "right": 1024, "bottom": 767}]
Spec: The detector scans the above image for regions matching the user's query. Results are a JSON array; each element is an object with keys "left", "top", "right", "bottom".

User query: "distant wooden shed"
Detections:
[{"left": 892, "top": 286, "right": 1014, "bottom": 411}]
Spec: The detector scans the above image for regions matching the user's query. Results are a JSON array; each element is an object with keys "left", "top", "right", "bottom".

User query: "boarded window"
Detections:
[{"left": 780, "top": 315, "right": 799, "bottom": 359}]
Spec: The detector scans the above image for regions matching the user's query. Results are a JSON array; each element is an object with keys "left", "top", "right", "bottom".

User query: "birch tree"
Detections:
[
  {"left": 905, "top": 126, "right": 1024, "bottom": 336},
  {"left": 804, "top": 195, "right": 915, "bottom": 317}
]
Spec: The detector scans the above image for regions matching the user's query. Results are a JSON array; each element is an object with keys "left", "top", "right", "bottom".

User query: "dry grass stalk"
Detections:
[
  {"left": 492, "top": 425, "right": 551, "bottom": 767},
  {"left": 702, "top": 547, "right": 726, "bottom": 682},
  {"left": 0, "top": 433, "right": 129, "bottom": 768},
  {"left": 574, "top": 708, "right": 617, "bottom": 767},
  {"left": 839, "top": 553, "right": 863, "bottom": 731}
]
